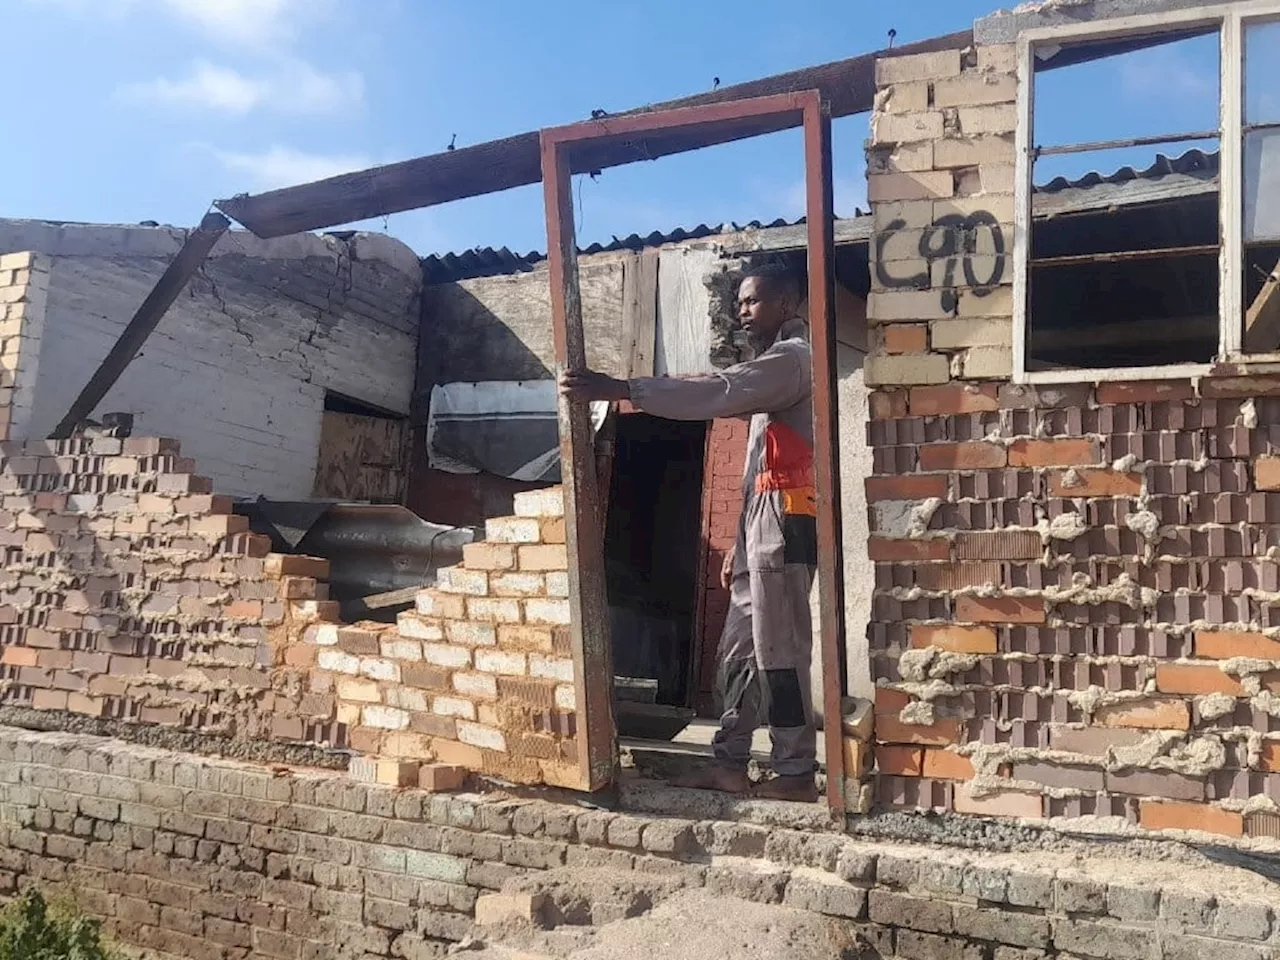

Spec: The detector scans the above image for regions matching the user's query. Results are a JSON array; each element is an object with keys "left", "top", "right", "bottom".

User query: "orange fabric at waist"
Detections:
[{"left": 755, "top": 466, "right": 815, "bottom": 493}]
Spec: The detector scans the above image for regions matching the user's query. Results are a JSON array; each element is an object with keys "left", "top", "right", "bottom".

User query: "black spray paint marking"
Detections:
[{"left": 875, "top": 210, "right": 1006, "bottom": 313}]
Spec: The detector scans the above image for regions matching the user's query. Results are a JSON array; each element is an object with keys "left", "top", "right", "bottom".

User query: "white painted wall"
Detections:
[{"left": 0, "top": 221, "right": 422, "bottom": 500}]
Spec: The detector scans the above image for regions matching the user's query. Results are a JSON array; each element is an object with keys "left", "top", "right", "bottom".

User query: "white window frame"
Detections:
[{"left": 1013, "top": 1, "right": 1280, "bottom": 384}]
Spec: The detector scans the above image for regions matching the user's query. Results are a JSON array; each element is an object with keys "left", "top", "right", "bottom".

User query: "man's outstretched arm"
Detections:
[{"left": 559, "top": 349, "right": 807, "bottom": 421}]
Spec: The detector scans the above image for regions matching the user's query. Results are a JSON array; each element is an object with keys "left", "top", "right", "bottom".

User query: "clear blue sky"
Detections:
[{"left": 5, "top": 0, "right": 1221, "bottom": 256}]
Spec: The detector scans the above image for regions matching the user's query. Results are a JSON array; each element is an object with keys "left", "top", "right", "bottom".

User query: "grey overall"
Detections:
[{"left": 628, "top": 319, "right": 817, "bottom": 777}]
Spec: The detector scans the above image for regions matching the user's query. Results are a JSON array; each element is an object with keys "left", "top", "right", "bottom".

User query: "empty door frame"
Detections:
[{"left": 539, "top": 90, "right": 848, "bottom": 815}]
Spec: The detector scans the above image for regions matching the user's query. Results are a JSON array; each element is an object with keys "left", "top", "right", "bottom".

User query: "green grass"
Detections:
[{"left": 0, "top": 889, "right": 121, "bottom": 960}]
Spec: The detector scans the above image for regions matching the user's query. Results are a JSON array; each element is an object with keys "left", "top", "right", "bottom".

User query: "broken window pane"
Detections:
[
  {"left": 1245, "top": 129, "right": 1280, "bottom": 243},
  {"left": 1242, "top": 19, "right": 1280, "bottom": 352},
  {"left": 1028, "top": 29, "right": 1221, "bottom": 370},
  {"left": 1245, "top": 19, "right": 1280, "bottom": 126}
]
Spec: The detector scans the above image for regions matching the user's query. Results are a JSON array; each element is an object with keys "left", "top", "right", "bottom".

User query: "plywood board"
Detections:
[
  {"left": 312, "top": 412, "right": 407, "bottom": 502},
  {"left": 656, "top": 246, "right": 717, "bottom": 376}
]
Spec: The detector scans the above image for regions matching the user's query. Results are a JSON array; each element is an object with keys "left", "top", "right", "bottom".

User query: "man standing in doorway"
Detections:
[{"left": 559, "top": 263, "right": 818, "bottom": 802}]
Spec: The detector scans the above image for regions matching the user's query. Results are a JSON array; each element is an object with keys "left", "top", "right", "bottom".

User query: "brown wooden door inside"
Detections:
[{"left": 312, "top": 412, "right": 407, "bottom": 502}]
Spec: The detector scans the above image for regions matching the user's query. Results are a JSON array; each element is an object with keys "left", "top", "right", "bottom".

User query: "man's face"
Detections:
[{"left": 737, "top": 276, "right": 789, "bottom": 342}]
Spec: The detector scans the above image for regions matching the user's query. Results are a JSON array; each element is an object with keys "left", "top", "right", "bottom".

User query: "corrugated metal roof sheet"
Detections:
[
  {"left": 1036, "top": 147, "right": 1219, "bottom": 194},
  {"left": 421, "top": 217, "right": 815, "bottom": 284},
  {"left": 423, "top": 149, "right": 1223, "bottom": 284}
]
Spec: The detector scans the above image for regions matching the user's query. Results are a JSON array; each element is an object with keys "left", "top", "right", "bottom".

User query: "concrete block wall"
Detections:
[
  {"left": 862, "top": 42, "right": 1280, "bottom": 839},
  {"left": 294, "top": 486, "right": 580, "bottom": 789},
  {"left": 0, "top": 222, "right": 422, "bottom": 499},
  {"left": 2, "top": 725, "right": 1279, "bottom": 960}
]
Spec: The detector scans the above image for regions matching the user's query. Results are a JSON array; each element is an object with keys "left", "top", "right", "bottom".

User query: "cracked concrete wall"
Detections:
[{"left": 0, "top": 220, "right": 422, "bottom": 499}]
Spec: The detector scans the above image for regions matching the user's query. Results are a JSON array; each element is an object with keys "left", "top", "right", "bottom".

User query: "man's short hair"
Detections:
[{"left": 740, "top": 263, "right": 801, "bottom": 302}]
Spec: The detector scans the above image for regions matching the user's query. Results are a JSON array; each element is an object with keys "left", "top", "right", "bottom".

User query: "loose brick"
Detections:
[
  {"left": 870, "top": 389, "right": 909, "bottom": 420},
  {"left": 868, "top": 537, "right": 950, "bottom": 562},
  {"left": 923, "top": 749, "right": 974, "bottom": 781},
  {"left": 1096, "top": 380, "right": 1195, "bottom": 404},
  {"left": 876, "top": 716, "right": 962, "bottom": 746},
  {"left": 876, "top": 49, "right": 961, "bottom": 84},
  {"left": 933, "top": 72, "right": 1017, "bottom": 108},
  {"left": 864, "top": 352, "right": 951, "bottom": 385},
  {"left": 865, "top": 474, "right": 948, "bottom": 502},
  {"left": 909, "top": 382, "right": 999, "bottom": 416},
  {"left": 1094, "top": 698, "right": 1190, "bottom": 731},
  {"left": 1195, "top": 630, "right": 1280, "bottom": 660},
  {"left": 1140, "top": 800, "right": 1243, "bottom": 838},
  {"left": 876, "top": 745, "right": 924, "bottom": 776},
  {"left": 514, "top": 488, "right": 564, "bottom": 518},
  {"left": 953, "top": 787, "right": 1044, "bottom": 820},
  {"left": 882, "top": 323, "right": 929, "bottom": 354},
  {"left": 418, "top": 764, "right": 469, "bottom": 793},
  {"left": 910, "top": 624, "right": 996, "bottom": 654},
  {"left": 919, "top": 441, "right": 1006, "bottom": 470},
  {"left": 1049, "top": 469, "right": 1143, "bottom": 497},
  {"left": 1156, "top": 663, "right": 1244, "bottom": 696},
  {"left": 1007, "top": 438, "right": 1099, "bottom": 467},
  {"left": 518, "top": 544, "right": 567, "bottom": 571},
  {"left": 1256, "top": 456, "right": 1280, "bottom": 490},
  {"left": 463, "top": 542, "right": 517, "bottom": 571},
  {"left": 954, "top": 595, "right": 1045, "bottom": 624},
  {"left": 485, "top": 516, "right": 542, "bottom": 544}
]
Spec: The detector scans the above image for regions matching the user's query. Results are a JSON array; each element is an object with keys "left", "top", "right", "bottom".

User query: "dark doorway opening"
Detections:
[{"left": 604, "top": 413, "right": 708, "bottom": 732}]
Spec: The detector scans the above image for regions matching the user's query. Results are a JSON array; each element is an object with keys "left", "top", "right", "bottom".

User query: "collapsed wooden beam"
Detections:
[
  {"left": 50, "top": 212, "right": 230, "bottom": 440},
  {"left": 214, "top": 31, "right": 972, "bottom": 239}
]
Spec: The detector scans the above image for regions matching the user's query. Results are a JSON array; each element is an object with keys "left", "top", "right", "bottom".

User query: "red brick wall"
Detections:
[
  {"left": 866, "top": 379, "right": 1280, "bottom": 840},
  {"left": 695, "top": 417, "right": 749, "bottom": 710}
]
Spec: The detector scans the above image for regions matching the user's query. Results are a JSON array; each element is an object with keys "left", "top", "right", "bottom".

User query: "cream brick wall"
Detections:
[
  {"left": 0, "top": 222, "right": 422, "bottom": 499},
  {"left": 865, "top": 44, "right": 1018, "bottom": 388}
]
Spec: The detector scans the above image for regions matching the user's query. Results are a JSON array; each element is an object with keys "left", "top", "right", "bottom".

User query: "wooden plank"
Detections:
[
  {"left": 50, "top": 212, "right": 229, "bottom": 439},
  {"left": 803, "top": 96, "right": 847, "bottom": 818},
  {"left": 542, "top": 136, "right": 617, "bottom": 795},
  {"left": 1244, "top": 261, "right": 1280, "bottom": 352},
  {"left": 215, "top": 32, "right": 971, "bottom": 239},
  {"left": 620, "top": 250, "right": 658, "bottom": 378},
  {"left": 312, "top": 412, "right": 407, "bottom": 502},
  {"left": 656, "top": 246, "right": 717, "bottom": 375}
]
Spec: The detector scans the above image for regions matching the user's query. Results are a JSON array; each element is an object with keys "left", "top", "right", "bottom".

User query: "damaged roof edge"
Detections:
[{"left": 975, "top": 0, "right": 1241, "bottom": 44}]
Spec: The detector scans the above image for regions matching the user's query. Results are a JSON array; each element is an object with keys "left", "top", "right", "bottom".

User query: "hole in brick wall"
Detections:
[{"left": 1028, "top": 28, "right": 1221, "bottom": 369}]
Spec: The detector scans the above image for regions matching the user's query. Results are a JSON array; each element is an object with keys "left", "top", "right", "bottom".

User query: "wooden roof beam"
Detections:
[{"left": 214, "top": 30, "right": 973, "bottom": 239}]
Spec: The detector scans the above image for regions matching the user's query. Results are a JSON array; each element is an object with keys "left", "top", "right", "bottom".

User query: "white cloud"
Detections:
[
  {"left": 26, "top": 0, "right": 333, "bottom": 49},
  {"left": 120, "top": 61, "right": 265, "bottom": 113},
  {"left": 119, "top": 59, "right": 362, "bottom": 115},
  {"left": 213, "top": 145, "right": 371, "bottom": 190},
  {"left": 161, "top": 0, "right": 331, "bottom": 49}
]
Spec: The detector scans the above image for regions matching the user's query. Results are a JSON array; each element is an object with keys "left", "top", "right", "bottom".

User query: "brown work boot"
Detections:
[
  {"left": 752, "top": 774, "right": 819, "bottom": 803},
  {"left": 671, "top": 765, "right": 751, "bottom": 794}
]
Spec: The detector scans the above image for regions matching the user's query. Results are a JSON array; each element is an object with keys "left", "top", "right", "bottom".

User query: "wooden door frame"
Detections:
[{"left": 540, "top": 91, "right": 847, "bottom": 814}]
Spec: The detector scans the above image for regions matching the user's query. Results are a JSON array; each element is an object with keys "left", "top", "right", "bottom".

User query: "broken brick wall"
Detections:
[
  {"left": 0, "top": 426, "right": 339, "bottom": 748},
  {"left": 862, "top": 43, "right": 1280, "bottom": 840},
  {"left": 0, "top": 221, "right": 422, "bottom": 500},
  {"left": 295, "top": 487, "right": 581, "bottom": 789}
]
